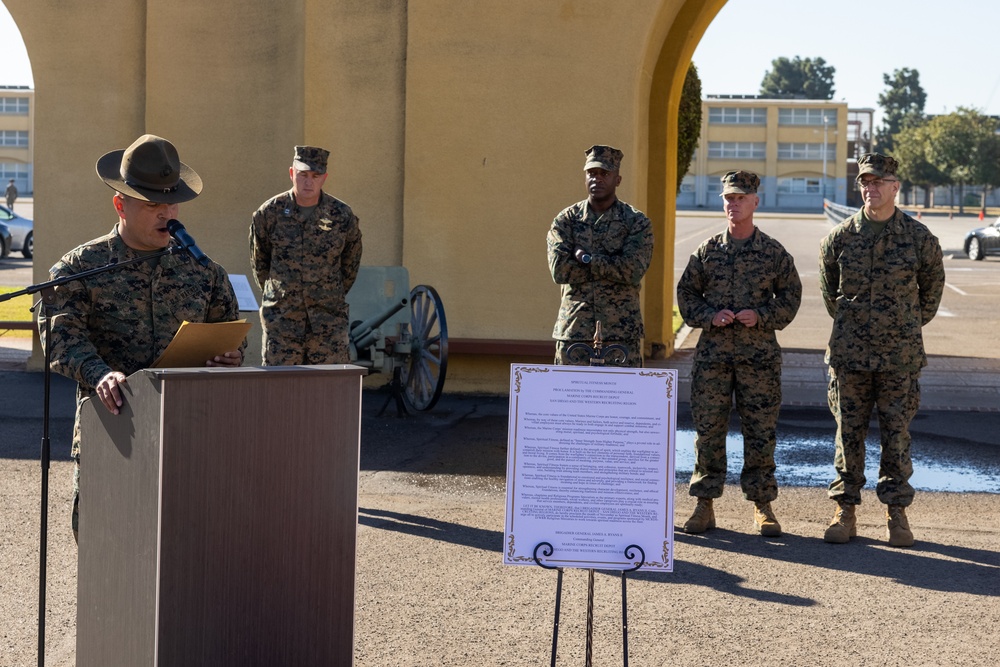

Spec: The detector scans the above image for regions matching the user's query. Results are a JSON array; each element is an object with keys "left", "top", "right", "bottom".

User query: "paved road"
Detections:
[{"left": 674, "top": 210, "right": 1000, "bottom": 358}]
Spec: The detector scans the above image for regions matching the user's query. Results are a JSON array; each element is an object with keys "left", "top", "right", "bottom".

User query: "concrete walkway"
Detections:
[
  {"left": 6, "top": 332, "right": 1000, "bottom": 411},
  {"left": 652, "top": 328, "right": 1000, "bottom": 412}
]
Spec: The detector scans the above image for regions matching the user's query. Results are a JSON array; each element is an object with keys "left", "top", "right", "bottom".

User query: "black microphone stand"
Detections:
[{"left": 0, "top": 245, "right": 183, "bottom": 667}]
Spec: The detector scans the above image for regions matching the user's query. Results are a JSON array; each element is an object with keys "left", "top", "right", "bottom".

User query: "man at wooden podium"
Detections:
[{"left": 40, "top": 134, "right": 245, "bottom": 541}]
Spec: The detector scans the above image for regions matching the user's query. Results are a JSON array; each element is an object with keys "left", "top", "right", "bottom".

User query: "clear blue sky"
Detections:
[
  {"left": 0, "top": 4, "right": 30, "bottom": 86},
  {"left": 4, "top": 1, "right": 999, "bottom": 122},
  {"left": 693, "top": 0, "right": 1000, "bottom": 123}
]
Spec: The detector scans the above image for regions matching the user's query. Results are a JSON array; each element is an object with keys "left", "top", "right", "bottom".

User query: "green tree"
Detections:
[
  {"left": 925, "top": 108, "right": 1000, "bottom": 214},
  {"left": 875, "top": 68, "right": 926, "bottom": 153},
  {"left": 964, "top": 114, "right": 1000, "bottom": 212},
  {"left": 759, "top": 56, "right": 835, "bottom": 99},
  {"left": 892, "top": 121, "right": 946, "bottom": 208},
  {"left": 676, "top": 62, "right": 702, "bottom": 193}
]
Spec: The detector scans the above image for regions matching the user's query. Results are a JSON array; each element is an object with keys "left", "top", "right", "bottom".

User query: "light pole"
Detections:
[{"left": 822, "top": 114, "right": 829, "bottom": 203}]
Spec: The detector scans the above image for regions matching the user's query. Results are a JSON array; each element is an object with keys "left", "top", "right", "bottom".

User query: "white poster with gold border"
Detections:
[{"left": 503, "top": 364, "right": 676, "bottom": 571}]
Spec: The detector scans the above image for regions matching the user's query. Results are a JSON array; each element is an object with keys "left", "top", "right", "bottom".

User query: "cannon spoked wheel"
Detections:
[{"left": 401, "top": 285, "right": 448, "bottom": 411}]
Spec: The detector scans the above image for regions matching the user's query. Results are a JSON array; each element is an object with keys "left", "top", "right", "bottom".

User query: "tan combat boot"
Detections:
[
  {"left": 886, "top": 505, "right": 914, "bottom": 548},
  {"left": 753, "top": 501, "right": 782, "bottom": 537},
  {"left": 823, "top": 502, "right": 857, "bottom": 544},
  {"left": 683, "top": 498, "right": 715, "bottom": 534}
]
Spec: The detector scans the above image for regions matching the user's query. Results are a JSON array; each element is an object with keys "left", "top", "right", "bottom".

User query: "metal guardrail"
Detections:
[{"left": 824, "top": 199, "right": 857, "bottom": 224}]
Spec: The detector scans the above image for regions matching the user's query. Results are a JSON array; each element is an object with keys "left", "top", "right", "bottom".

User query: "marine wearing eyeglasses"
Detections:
[{"left": 819, "top": 152, "right": 945, "bottom": 548}]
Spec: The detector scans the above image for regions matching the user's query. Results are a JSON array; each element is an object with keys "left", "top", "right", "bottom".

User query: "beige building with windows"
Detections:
[
  {"left": 0, "top": 85, "right": 33, "bottom": 196},
  {"left": 679, "top": 96, "right": 851, "bottom": 211}
]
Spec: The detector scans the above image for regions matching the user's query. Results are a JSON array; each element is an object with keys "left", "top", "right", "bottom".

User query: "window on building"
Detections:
[
  {"left": 0, "top": 97, "right": 30, "bottom": 114},
  {"left": 707, "top": 142, "right": 766, "bottom": 159},
  {"left": 0, "top": 164, "right": 30, "bottom": 182},
  {"left": 680, "top": 176, "right": 695, "bottom": 194},
  {"left": 0, "top": 130, "right": 29, "bottom": 147},
  {"left": 708, "top": 107, "right": 766, "bottom": 125},
  {"left": 778, "top": 108, "right": 837, "bottom": 126},
  {"left": 777, "top": 177, "right": 822, "bottom": 194},
  {"left": 777, "top": 143, "right": 834, "bottom": 160}
]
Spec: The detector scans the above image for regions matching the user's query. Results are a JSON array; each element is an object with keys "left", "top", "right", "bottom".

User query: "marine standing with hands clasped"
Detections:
[
  {"left": 820, "top": 153, "right": 944, "bottom": 547},
  {"left": 546, "top": 145, "right": 654, "bottom": 366},
  {"left": 250, "top": 146, "right": 363, "bottom": 365},
  {"left": 677, "top": 171, "right": 801, "bottom": 536},
  {"left": 41, "top": 134, "right": 244, "bottom": 540}
]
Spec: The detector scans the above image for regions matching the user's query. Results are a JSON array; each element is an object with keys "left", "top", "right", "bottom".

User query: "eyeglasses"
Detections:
[{"left": 857, "top": 178, "right": 898, "bottom": 189}]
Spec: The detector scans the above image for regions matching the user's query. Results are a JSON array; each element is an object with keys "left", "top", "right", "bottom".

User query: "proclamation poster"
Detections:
[{"left": 503, "top": 365, "right": 677, "bottom": 571}]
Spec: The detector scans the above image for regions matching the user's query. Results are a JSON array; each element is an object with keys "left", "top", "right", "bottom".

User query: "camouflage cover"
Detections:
[
  {"left": 856, "top": 152, "right": 899, "bottom": 178},
  {"left": 719, "top": 170, "right": 760, "bottom": 196},
  {"left": 583, "top": 144, "right": 623, "bottom": 172},
  {"left": 292, "top": 145, "right": 330, "bottom": 174}
]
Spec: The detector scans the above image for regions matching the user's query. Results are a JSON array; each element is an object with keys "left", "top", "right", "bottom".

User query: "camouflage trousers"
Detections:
[
  {"left": 71, "top": 397, "right": 85, "bottom": 541},
  {"left": 827, "top": 367, "right": 919, "bottom": 507},
  {"left": 554, "top": 339, "right": 643, "bottom": 368},
  {"left": 72, "top": 459, "right": 80, "bottom": 542},
  {"left": 688, "top": 361, "right": 781, "bottom": 503},
  {"left": 261, "top": 313, "right": 350, "bottom": 365}
]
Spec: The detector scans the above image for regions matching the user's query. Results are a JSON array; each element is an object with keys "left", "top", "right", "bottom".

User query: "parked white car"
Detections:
[{"left": 0, "top": 205, "right": 32, "bottom": 259}]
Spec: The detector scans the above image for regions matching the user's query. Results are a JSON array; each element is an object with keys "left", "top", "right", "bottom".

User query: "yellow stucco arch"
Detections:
[
  {"left": 4, "top": 0, "right": 727, "bottom": 387},
  {"left": 641, "top": 0, "right": 729, "bottom": 356}
]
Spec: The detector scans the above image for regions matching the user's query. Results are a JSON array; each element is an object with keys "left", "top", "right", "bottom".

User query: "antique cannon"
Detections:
[{"left": 346, "top": 266, "right": 447, "bottom": 411}]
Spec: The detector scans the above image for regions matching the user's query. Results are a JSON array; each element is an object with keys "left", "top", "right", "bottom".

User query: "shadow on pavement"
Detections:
[
  {"left": 358, "top": 507, "right": 503, "bottom": 553},
  {"left": 668, "top": 530, "right": 1000, "bottom": 598}
]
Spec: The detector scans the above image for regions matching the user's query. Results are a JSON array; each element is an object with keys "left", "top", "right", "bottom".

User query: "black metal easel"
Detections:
[
  {"left": 533, "top": 541, "right": 646, "bottom": 667},
  {"left": 539, "top": 322, "right": 641, "bottom": 666},
  {"left": 0, "top": 246, "right": 182, "bottom": 667},
  {"left": 564, "top": 321, "right": 628, "bottom": 368}
]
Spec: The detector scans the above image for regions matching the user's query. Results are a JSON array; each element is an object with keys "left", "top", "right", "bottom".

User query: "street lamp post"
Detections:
[{"left": 822, "top": 115, "right": 829, "bottom": 203}]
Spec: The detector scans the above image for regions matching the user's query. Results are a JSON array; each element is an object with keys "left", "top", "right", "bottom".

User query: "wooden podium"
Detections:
[{"left": 77, "top": 365, "right": 365, "bottom": 667}]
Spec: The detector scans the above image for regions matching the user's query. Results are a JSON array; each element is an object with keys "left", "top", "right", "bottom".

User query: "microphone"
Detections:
[{"left": 166, "top": 219, "right": 211, "bottom": 267}]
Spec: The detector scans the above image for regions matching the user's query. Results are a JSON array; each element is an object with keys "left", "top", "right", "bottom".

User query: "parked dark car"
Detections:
[
  {"left": 0, "top": 205, "right": 32, "bottom": 259},
  {"left": 965, "top": 216, "right": 1000, "bottom": 260},
  {"left": 0, "top": 220, "right": 11, "bottom": 259}
]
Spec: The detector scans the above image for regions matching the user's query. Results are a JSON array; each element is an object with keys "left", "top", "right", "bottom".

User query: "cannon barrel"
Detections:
[{"left": 349, "top": 297, "right": 408, "bottom": 350}]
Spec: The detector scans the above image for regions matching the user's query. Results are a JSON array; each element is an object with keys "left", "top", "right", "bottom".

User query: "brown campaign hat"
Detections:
[
  {"left": 583, "top": 145, "right": 623, "bottom": 172},
  {"left": 719, "top": 170, "right": 760, "bottom": 196},
  {"left": 96, "top": 134, "right": 202, "bottom": 204},
  {"left": 292, "top": 145, "right": 330, "bottom": 174},
  {"left": 857, "top": 153, "right": 899, "bottom": 178}
]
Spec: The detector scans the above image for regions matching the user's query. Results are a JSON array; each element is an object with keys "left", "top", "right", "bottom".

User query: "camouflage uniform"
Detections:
[
  {"left": 40, "top": 224, "right": 241, "bottom": 529},
  {"left": 547, "top": 199, "right": 653, "bottom": 367},
  {"left": 677, "top": 226, "right": 801, "bottom": 502},
  {"left": 820, "top": 206, "right": 944, "bottom": 506},
  {"left": 250, "top": 189, "right": 362, "bottom": 365}
]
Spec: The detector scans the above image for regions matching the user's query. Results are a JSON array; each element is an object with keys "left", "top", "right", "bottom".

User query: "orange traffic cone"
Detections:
[
  {"left": 917, "top": 211, "right": 922, "bottom": 219},
  {"left": 979, "top": 209, "right": 985, "bottom": 221}
]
